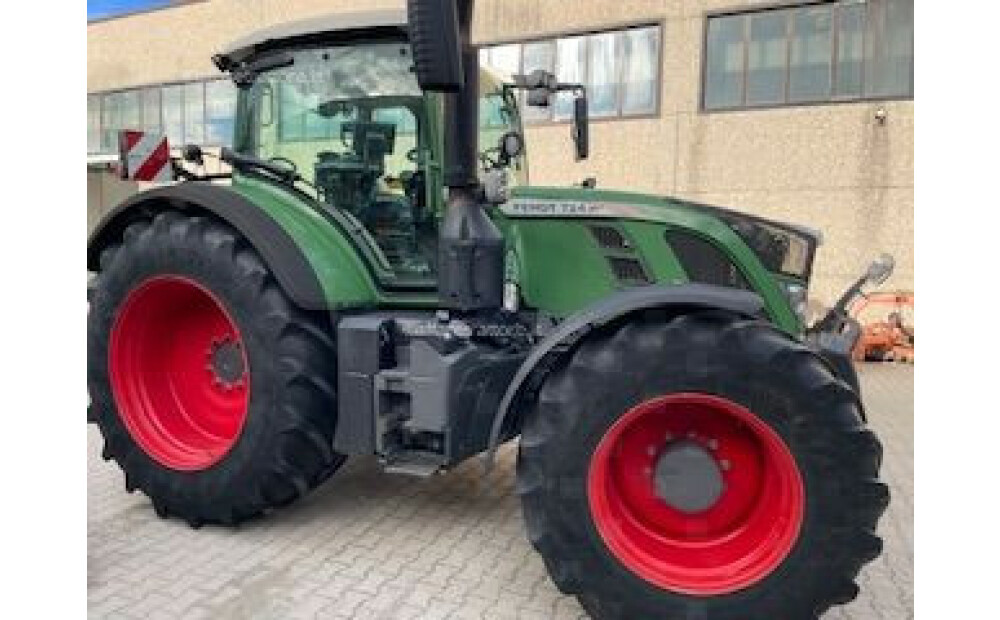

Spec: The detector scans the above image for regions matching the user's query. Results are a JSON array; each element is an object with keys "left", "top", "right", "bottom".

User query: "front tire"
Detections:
[
  {"left": 517, "top": 310, "right": 888, "bottom": 619},
  {"left": 88, "top": 211, "right": 345, "bottom": 527}
]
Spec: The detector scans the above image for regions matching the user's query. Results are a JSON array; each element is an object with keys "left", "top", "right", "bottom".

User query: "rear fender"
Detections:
[
  {"left": 484, "top": 283, "right": 765, "bottom": 469},
  {"left": 87, "top": 182, "right": 376, "bottom": 312}
]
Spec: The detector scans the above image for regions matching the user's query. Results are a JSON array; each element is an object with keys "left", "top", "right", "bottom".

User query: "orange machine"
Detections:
[{"left": 849, "top": 291, "right": 914, "bottom": 363}]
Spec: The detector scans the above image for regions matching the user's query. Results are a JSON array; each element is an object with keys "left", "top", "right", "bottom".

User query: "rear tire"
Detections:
[
  {"left": 88, "top": 211, "right": 345, "bottom": 527},
  {"left": 516, "top": 310, "right": 888, "bottom": 619}
]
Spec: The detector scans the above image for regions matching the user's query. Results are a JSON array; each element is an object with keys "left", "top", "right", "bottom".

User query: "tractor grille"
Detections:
[
  {"left": 665, "top": 230, "right": 751, "bottom": 290},
  {"left": 608, "top": 257, "right": 651, "bottom": 285},
  {"left": 588, "top": 223, "right": 651, "bottom": 286},
  {"left": 589, "top": 225, "right": 630, "bottom": 251}
]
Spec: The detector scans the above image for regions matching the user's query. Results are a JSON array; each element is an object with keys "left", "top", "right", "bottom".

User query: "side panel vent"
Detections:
[
  {"left": 589, "top": 225, "right": 629, "bottom": 250},
  {"left": 665, "top": 230, "right": 751, "bottom": 290},
  {"left": 608, "top": 257, "right": 651, "bottom": 285}
]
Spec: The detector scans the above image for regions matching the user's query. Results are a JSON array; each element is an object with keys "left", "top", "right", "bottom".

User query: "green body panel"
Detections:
[
  {"left": 494, "top": 217, "right": 620, "bottom": 317},
  {"left": 229, "top": 174, "right": 378, "bottom": 308},
  {"left": 230, "top": 173, "right": 439, "bottom": 311},
  {"left": 503, "top": 186, "right": 802, "bottom": 333}
]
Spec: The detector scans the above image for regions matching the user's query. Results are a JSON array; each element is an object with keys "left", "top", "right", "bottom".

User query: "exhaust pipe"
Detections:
[{"left": 408, "top": 0, "right": 504, "bottom": 314}]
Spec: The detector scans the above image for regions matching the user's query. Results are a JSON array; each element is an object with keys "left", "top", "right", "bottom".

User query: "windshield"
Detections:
[{"left": 240, "top": 42, "right": 435, "bottom": 281}]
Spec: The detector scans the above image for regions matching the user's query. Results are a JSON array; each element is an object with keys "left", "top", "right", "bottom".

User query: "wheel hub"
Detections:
[
  {"left": 208, "top": 338, "right": 246, "bottom": 387},
  {"left": 652, "top": 440, "right": 725, "bottom": 514}
]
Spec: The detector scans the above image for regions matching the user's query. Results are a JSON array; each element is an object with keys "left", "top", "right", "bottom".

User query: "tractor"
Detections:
[{"left": 87, "top": 1, "right": 890, "bottom": 617}]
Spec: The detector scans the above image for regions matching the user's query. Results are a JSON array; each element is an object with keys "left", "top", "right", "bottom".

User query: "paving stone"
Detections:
[{"left": 88, "top": 365, "right": 913, "bottom": 619}]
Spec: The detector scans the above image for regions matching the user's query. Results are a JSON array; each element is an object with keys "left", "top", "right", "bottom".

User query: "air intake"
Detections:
[
  {"left": 608, "top": 257, "right": 651, "bottom": 285},
  {"left": 665, "top": 230, "right": 750, "bottom": 290},
  {"left": 589, "top": 225, "right": 629, "bottom": 251}
]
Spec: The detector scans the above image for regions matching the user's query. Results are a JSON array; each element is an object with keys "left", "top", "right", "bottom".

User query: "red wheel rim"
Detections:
[
  {"left": 587, "top": 393, "right": 804, "bottom": 596},
  {"left": 109, "top": 276, "right": 250, "bottom": 471}
]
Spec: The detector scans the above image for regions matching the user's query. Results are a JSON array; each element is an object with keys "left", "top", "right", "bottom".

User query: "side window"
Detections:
[
  {"left": 277, "top": 83, "right": 354, "bottom": 142},
  {"left": 357, "top": 105, "right": 435, "bottom": 279},
  {"left": 267, "top": 98, "right": 434, "bottom": 280},
  {"left": 373, "top": 106, "right": 420, "bottom": 181}
]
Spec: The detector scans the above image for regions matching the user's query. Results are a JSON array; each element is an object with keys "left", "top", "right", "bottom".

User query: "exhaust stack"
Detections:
[{"left": 408, "top": 0, "right": 504, "bottom": 313}]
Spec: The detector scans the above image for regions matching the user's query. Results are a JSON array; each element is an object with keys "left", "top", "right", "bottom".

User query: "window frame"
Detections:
[
  {"left": 478, "top": 20, "right": 665, "bottom": 126},
  {"left": 700, "top": 0, "right": 913, "bottom": 113},
  {"left": 88, "top": 77, "right": 236, "bottom": 155}
]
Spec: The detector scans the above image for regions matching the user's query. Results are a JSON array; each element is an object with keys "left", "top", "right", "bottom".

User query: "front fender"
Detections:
[{"left": 484, "top": 283, "right": 765, "bottom": 469}]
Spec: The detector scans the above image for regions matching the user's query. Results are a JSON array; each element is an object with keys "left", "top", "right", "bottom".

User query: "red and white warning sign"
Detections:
[{"left": 118, "top": 130, "right": 172, "bottom": 183}]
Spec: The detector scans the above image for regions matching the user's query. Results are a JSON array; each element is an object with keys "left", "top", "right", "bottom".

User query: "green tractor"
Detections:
[{"left": 87, "top": 1, "right": 889, "bottom": 617}]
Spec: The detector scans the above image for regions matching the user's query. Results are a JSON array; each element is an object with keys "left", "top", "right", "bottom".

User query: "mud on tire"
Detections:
[
  {"left": 88, "top": 211, "right": 345, "bottom": 527},
  {"left": 516, "top": 309, "right": 888, "bottom": 619}
]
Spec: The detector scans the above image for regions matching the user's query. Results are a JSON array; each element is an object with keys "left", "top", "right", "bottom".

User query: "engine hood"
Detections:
[
  {"left": 503, "top": 185, "right": 822, "bottom": 282},
  {"left": 505, "top": 186, "right": 820, "bottom": 244}
]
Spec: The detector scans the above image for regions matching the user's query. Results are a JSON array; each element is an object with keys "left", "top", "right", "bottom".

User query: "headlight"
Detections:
[{"left": 710, "top": 211, "right": 820, "bottom": 280}]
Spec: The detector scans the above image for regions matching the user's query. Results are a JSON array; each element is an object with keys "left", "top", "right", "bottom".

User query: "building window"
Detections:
[
  {"left": 621, "top": 26, "right": 660, "bottom": 115},
  {"left": 587, "top": 32, "right": 620, "bottom": 118},
  {"left": 161, "top": 84, "right": 185, "bottom": 148},
  {"left": 183, "top": 82, "right": 205, "bottom": 145},
  {"left": 205, "top": 81, "right": 237, "bottom": 145},
  {"left": 702, "top": 0, "right": 913, "bottom": 111},
  {"left": 789, "top": 5, "right": 834, "bottom": 102},
  {"left": 87, "top": 95, "right": 102, "bottom": 154},
  {"left": 88, "top": 78, "right": 236, "bottom": 155},
  {"left": 142, "top": 87, "right": 162, "bottom": 134},
  {"left": 746, "top": 10, "right": 789, "bottom": 106},
  {"left": 480, "top": 24, "right": 662, "bottom": 123},
  {"left": 554, "top": 36, "right": 587, "bottom": 120}
]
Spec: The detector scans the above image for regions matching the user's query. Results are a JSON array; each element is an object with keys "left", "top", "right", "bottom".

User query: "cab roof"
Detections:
[
  {"left": 216, "top": 8, "right": 511, "bottom": 95},
  {"left": 218, "top": 9, "right": 408, "bottom": 66}
]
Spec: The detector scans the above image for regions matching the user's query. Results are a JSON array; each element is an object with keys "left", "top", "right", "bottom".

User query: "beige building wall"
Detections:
[{"left": 88, "top": 0, "right": 914, "bottom": 306}]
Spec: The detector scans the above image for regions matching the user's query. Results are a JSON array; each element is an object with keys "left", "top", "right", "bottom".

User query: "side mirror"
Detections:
[
  {"left": 865, "top": 253, "right": 895, "bottom": 287},
  {"left": 516, "top": 70, "right": 558, "bottom": 108},
  {"left": 572, "top": 95, "right": 589, "bottom": 161},
  {"left": 519, "top": 69, "right": 558, "bottom": 90},
  {"left": 407, "top": 0, "right": 464, "bottom": 92}
]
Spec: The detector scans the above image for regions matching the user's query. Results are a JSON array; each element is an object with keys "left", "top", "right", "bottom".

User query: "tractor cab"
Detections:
[{"left": 216, "top": 12, "right": 528, "bottom": 283}]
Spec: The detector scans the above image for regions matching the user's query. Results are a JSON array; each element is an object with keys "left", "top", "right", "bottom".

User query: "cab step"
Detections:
[{"left": 381, "top": 451, "right": 446, "bottom": 478}]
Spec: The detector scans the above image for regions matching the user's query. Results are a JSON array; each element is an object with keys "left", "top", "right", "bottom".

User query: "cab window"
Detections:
[{"left": 246, "top": 43, "right": 436, "bottom": 282}]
